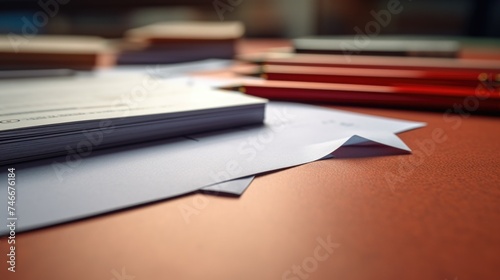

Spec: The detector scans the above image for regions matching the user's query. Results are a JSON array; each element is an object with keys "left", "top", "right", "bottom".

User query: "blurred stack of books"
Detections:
[
  {"left": 117, "top": 21, "right": 244, "bottom": 64},
  {"left": 0, "top": 21, "right": 243, "bottom": 72},
  {"left": 0, "top": 35, "right": 115, "bottom": 70}
]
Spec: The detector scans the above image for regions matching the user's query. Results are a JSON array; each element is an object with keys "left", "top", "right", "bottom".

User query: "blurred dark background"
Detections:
[{"left": 0, "top": 0, "right": 499, "bottom": 38}]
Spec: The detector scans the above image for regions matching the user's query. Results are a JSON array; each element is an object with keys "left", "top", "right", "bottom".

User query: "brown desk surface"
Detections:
[{"left": 1, "top": 41, "right": 500, "bottom": 280}]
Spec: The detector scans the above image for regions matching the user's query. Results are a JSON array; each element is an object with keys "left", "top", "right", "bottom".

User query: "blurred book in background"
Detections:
[
  {"left": 117, "top": 21, "right": 244, "bottom": 65},
  {"left": 0, "top": 35, "right": 116, "bottom": 70},
  {"left": 293, "top": 36, "right": 461, "bottom": 58}
]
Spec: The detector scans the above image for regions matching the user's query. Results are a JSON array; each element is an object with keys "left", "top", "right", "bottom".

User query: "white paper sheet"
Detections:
[
  {"left": 201, "top": 176, "right": 255, "bottom": 196},
  {"left": 0, "top": 101, "right": 425, "bottom": 235}
]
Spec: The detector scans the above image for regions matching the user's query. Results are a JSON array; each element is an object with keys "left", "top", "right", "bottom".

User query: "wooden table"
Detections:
[{"left": 1, "top": 41, "right": 499, "bottom": 280}]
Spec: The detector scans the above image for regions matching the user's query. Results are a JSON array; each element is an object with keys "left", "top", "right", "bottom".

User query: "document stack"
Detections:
[{"left": 0, "top": 74, "right": 267, "bottom": 165}]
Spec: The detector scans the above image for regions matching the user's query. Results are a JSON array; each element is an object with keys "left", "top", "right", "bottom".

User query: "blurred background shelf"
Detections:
[{"left": 1, "top": 0, "right": 499, "bottom": 38}]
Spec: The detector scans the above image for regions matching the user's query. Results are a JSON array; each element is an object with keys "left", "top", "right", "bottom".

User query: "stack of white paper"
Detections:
[{"left": 0, "top": 75, "right": 267, "bottom": 165}]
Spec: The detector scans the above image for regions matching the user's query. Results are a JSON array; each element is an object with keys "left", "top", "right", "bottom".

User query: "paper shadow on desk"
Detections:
[{"left": 331, "top": 143, "right": 411, "bottom": 159}]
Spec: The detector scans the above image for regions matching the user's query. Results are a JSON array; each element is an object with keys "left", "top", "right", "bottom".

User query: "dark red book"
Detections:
[{"left": 238, "top": 53, "right": 500, "bottom": 73}]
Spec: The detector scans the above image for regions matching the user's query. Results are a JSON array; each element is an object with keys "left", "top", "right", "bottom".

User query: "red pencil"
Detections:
[
  {"left": 220, "top": 80, "right": 500, "bottom": 113},
  {"left": 238, "top": 64, "right": 498, "bottom": 88}
]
